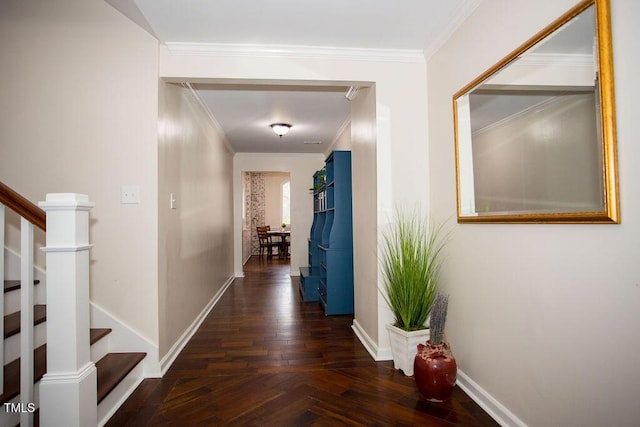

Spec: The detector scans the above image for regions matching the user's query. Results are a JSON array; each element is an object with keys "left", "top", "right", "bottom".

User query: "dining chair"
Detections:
[{"left": 256, "top": 226, "right": 278, "bottom": 257}]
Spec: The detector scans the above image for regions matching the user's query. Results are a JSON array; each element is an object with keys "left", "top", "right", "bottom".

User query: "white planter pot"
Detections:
[{"left": 386, "top": 323, "right": 430, "bottom": 376}]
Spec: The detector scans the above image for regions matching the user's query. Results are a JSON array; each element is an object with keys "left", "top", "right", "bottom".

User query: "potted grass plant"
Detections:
[{"left": 380, "top": 208, "right": 447, "bottom": 376}]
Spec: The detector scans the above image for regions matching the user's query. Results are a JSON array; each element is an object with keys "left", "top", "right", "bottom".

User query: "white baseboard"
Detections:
[
  {"left": 457, "top": 369, "right": 527, "bottom": 427},
  {"left": 159, "top": 274, "right": 235, "bottom": 375},
  {"left": 351, "top": 318, "right": 392, "bottom": 361},
  {"left": 90, "top": 302, "right": 162, "bottom": 377}
]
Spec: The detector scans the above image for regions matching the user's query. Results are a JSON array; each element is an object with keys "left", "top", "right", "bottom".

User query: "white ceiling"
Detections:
[
  {"left": 107, "top": 0, "right": 476, "bottom": 153},
  {"left": 191, "top": 83, "right": 351, "bottom": 153}
]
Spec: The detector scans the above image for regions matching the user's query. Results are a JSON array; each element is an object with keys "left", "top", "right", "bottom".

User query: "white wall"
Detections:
[
  {"left": 233, "top": 155, "right": 324, "bottom": 276},
  {"left": 428, "top": 0, "right": 640, "bottom": 425},
  {"left": 157, "top": 82, "right": 235, "bottom": 358},
  {"left": 0, "top": 0, "right": 160, "bottom": 344}
]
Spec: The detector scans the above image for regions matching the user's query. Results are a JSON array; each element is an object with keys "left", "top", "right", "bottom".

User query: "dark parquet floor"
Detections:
[{"left": 107, "top": 256, "right": 498, "bottom": 426}]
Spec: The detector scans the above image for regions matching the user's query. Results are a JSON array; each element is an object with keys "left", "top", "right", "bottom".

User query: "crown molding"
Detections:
[
  {"left": 325, "top": 117, "right": 352, "bottom": 155},
  {"left": 184, "top": 83, "right": 236, "bottom": 154},
  {"left": 424, "top": 0, "right": 483, "bottom": 61},
  {"left": 165, "top": 42, "right": 425, "bottom": 63},
  {"left": 518, "top": 52, "right": 594, "bottom": 67},
  {"left": 234, "top": 152, "right": 325, "bottom": 159}
]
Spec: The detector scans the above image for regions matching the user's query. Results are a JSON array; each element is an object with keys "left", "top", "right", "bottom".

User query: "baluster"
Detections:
[
  {"left": 20, "top": 218, "right": 34, "bottom": 427},
  {"left": 0, "top": 203, "right": 5, "bottom": 395}
]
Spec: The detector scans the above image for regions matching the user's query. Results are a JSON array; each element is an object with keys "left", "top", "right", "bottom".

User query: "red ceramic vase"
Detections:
[{"left": 414, "top": 341, "right": 457, "bottom": 402}]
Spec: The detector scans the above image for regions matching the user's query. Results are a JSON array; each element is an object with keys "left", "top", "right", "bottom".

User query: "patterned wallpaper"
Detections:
[
  {"left": 242, "top": 172, "right": 252, "bottom": 261},
  {"left": 249, "top": 173, "right": 265, "bottom": 255}
]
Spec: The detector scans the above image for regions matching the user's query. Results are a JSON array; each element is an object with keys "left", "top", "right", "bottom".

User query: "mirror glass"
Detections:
[{"left": 453, "top": 0, "right": 619, "bottom": 223}]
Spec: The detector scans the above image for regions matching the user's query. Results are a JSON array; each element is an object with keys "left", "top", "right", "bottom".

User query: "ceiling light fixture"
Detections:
[{"left": 270, "top": 123, "right": 292, "bottom": 138}]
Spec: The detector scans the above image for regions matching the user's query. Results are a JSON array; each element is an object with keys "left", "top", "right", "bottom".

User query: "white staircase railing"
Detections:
[
  {"left": 0, "top": 181, "right": 46, "bottom": 427},
  {"left": 1, "top": 185, "right": 97, "bottom": 427}
]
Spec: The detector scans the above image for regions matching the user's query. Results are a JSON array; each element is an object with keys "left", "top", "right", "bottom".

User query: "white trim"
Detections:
[
  {"left": 351, "top": 319, "right": 392, "bottom": 361},
  {"left": 41, "top": 362, "right": 95, "bottom": 383},
  {"left": 38, "top": 193, "right": 95, "bottom": 211},
  {"left": 235, "top": 152, "right": 325, "bottom": 159},
  {"left": 41, "top": 244, "right": 93, "bottom": 253},
  {"left": 519, "top": 52, "right": 593, "bottom": 67},
  {"left": 159, "top": 275, "right": 235, "bottom": 375},
  {"left": 235, "top": 271, "right": 245, "bottom": 278},
  {"left": 473, "top": 96, "right": 559, "bottom": 137},
  {"left": 37, "top": 203, "right": 94, "bottom": 211},
  {"left": 424, "top": 0, "right": 483, "bottom": 60},
  {"left": 457, "top": 369, "right": 528, "bottom": 427},
  {"left": 327, "top": 117, "right": 351, "bottom": 152},
  {"left": 90, "top": 302, "right": 162, "bottom": 377},
  {"left": 165, "top": 42, "right": 426, "bottom": 64}
]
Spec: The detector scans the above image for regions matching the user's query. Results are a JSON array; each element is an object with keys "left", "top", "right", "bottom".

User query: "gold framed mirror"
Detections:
[{"left": 453, "top": 0, "right": 619, "bottom": 223}]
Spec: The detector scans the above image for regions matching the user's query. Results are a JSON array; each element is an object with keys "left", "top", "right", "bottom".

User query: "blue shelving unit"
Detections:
[
  {"left": 317, "top": 151, "right": 354, "bottom": 315},
  {"left": 299, "top": 151, "right": 354, "bottom": 315},
  {"left": 299, "top": 169, "right": 325, "bottom": 301}
]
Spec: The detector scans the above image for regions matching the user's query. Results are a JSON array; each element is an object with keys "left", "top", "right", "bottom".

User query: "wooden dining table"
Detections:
[{"left": 267, "top": 230, "right": 291, "bottom": 259}]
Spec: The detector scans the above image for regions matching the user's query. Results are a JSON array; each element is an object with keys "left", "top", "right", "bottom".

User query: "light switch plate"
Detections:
[
  {"left": 121, "top": 186, "right": 140, "bottom": 204},
  {"left": 170, "top": 193, "right": 177, "bottom": 209}
]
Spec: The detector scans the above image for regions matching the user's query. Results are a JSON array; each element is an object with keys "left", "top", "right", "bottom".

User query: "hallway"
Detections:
[{"left": 107, "top": 257, "right": 497, "bottom": 426}]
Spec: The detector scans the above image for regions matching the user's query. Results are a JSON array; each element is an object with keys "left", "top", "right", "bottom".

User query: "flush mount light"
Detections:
[{"left": 270, "top": 123, "right": 292, "bottom": 138}]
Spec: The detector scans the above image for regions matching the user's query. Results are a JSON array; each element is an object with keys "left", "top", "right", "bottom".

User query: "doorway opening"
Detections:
[{"left": 242, "top": 171, "right": 291, "bottom": 265}]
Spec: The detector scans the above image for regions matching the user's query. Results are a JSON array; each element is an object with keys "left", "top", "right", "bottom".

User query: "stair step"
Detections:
[
  {"left": 3, "top": 280, "right": 40, "bottom": 293},
  {"left": 96, "top": 352, "right": 146, "bottom": 404},
  {"left": 0, "top": 328, "right": 112, "bottom": 405},
  {"left": 90, "top": 328, "right": 112, "bottom": 345},
  {"left": 0, "top": 344, "right": 46, "bottom": 404},
  {"left": 4, "top": 305, "right": 47, "bottom": 339}
]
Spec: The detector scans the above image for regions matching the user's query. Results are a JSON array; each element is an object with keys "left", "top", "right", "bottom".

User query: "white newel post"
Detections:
[{"left": 38, "top": 194, "right": 97, "bottom": 427}]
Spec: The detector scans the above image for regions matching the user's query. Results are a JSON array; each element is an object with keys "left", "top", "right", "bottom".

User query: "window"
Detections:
[{"left": 281, "top": 180, "right": 290, "bottom": 225}]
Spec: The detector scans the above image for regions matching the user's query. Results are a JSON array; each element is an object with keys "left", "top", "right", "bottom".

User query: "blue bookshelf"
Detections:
[
  {"left": 299, "top": 169, "right": 325, "bottom": 301},
  {"left": 318, "top": 151, "right": 354, "bottom": 315},
  {"left": 299, "top": 151, "right": 354, "bottom": 315}
]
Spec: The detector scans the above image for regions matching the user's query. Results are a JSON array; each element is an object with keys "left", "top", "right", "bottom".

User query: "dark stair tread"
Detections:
[
  {"left": 96, "top": 352, "right": 146, "bottom": 404},
  {"left": 90, "top": 328, "right": 112, "bottom": 345},
  {"left": 0, "top": 344, "right": 46, "bottom": 404},
  {"left": 4, "top": 305, "right": 47, "bottom": 339},
  {"left": 4, "top": 280, "right": 40, "bottom": 293}
]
